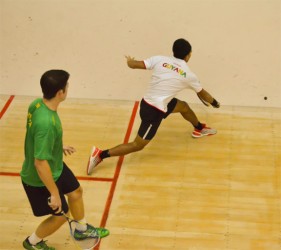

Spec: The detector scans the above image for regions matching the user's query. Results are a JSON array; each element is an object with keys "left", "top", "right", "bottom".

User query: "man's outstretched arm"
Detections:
[
  {"left": 125, "top": 56, "right": 146, "bottom": 69},
  {"left": 197, "top": 89, "right": 220, "bottom": 108}
]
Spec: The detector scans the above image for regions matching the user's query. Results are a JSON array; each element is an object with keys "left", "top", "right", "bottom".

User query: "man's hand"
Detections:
[
  {"left": 48, "top": 195, "right": 62, "bottom": 214},
  {"left": 197, "top": 89, "right": 220, "bottom": 108},
  {"left": 63, "top": 145, "right": 76, "bottom": 156},
  {"left": 125, "top": 55, "right": 146, "bottom": 69},
  {"left": 125, "top": 55, "right": 135, "bottom": 64},
  {"left": 211, "top": 99, "right": 220, "bottom": 108}
]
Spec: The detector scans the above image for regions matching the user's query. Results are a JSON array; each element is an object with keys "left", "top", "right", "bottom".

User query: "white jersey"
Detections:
[{"left": 143, "top": 55, "right": 202, "bottom": 112}]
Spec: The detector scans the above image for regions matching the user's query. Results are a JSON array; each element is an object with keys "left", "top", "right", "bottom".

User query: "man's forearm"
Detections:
[
  {"left": 34, "top": 159, "right": 59, "bottom": 197},
  {"left": 197, "top": 89, "right": 220, "bottom": 108}
]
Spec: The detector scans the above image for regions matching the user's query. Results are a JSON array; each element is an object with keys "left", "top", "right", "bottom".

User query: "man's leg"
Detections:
[
  {"left": 66, "top": 185, "right": 110, "bottom": 239},
  {"left": 87, "top": 100, "right": 163, "bottom": 175},
  {"left": 171, "top": 99, "right": 217, "bottom": 138},
  {"left": 171, "top": 99, "right": 199, "bottom": 127},
  {"left": 87, "top": 124, "right": 157, "bottom": 175},
  {"left": 66, "top": 186, "right": 84, "bottom": 220},
  {"left": 35, "top": 215, "right": 65, "bottom": 239},
  {"left": 24, "top": 216, "right": 65, "bottom": 249},
  {"left": 22, "top": 180, "right": 67, "bottom": 249},
  {"left": 108, "top": 135, "right": 151, "bottom": 157}
]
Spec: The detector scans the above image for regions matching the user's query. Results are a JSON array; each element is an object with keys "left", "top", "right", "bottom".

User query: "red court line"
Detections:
[
  {"left": 95, "top": 101, "right": 139, "bottom": 250},
  {"left": 0, "top": 172, "right": 20, "bottom": 177},
  {"left": 0, "top": 172, "right": 114, "bottom": 182},
  {"left": 77, "top": 176, "right": 113, "bottom": 182},
  {"left": 0, "top": 95, "right": 15, "bottom": 119}
]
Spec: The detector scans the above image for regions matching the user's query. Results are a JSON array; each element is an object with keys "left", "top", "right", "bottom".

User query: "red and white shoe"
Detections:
[
  {"left": 87, "top": 146, "right": 102, "bottom": 175},
  {"left": 192, "top": 124, "right": 217, "bottom": 138}
]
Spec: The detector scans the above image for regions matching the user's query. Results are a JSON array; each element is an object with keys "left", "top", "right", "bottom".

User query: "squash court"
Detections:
[{"left": 0, "top": 94, "right": 280, "bottom": 250}]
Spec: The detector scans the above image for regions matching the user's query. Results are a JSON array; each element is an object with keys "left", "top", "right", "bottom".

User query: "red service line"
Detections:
[
  {"left": 0, "top": 95, "right": 15, "bottom": 119},
  {"left": 0, "top": 172, "right": 20, "bottom": 177},
  {"left": 0, "top": 172, "right": 113, "bottom": 182},
  {"left": 77, "top": 176, "right": 114, "bottom": 182}
]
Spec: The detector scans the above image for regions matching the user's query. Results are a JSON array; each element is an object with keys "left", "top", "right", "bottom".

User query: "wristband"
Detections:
[{"left": 211, "top": 99, "right": 220, "bottom": 108}]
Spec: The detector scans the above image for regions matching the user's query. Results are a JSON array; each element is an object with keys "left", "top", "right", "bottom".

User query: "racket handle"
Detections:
[{"left": 47, "top": 197, "right": 64, "bottom": 215}]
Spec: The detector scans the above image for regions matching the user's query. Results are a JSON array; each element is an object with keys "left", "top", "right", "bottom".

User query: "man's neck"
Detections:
[{"left": 43, "top": 98, "right": 59, "bottom": 111}]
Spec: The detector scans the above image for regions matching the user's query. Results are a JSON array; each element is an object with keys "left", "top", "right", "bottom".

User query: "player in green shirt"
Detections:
[
  {"left": 21, "top": 97, "right": 64, "bottom": 187},
  {"left": 21, "top": 70, "right": 109, "bottom": 250}
]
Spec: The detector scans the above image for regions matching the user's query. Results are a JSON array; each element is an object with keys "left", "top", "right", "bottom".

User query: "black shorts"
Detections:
[
  {"left": 138, "top": 98, "right": 178, "bottom": 140},
  {"left": 22, "top": 162, "right": 80, "bottom": 217}
]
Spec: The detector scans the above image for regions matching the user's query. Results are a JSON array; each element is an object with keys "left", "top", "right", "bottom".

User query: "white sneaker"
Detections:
[
  {"left": 192, "top": 124, "right": 217, "bottom": 138},
  {"left": 87, "top": 146, "right": 102, "bottom": 175}
]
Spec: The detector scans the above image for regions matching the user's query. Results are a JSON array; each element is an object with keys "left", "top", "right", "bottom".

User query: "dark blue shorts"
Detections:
[
  {"left": 138, "top": 98, "right": 178, "bottom": 140},
  {"left": 22, "top": 162, "right": 80, "bottom": 217}
]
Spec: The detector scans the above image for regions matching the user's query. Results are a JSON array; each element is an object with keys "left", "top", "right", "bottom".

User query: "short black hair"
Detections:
[
  {"left": 172, "top": 38, "right": 192, "bottom": 59},
  {"left": 40, "top": 70, "right": 70, "bottom": 99}
]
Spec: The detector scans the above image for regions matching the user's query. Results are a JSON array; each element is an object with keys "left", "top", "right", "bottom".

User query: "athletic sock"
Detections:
[
  {"left": 75, "top": 218, "right": 87, "bottom": 231},
  {"left": 100, "top": 150, "right": 110, "bottom": 160},
  {"left": 28, "top": 233, "right": 42, "bottom": 245},
  {"left": 194, "top": 122, "right": 203, "bottom": 130}
]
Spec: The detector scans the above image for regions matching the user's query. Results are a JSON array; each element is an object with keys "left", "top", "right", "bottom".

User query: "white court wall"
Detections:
[{"left": 0, "top": 0, "right": 280, "bottom": 107}]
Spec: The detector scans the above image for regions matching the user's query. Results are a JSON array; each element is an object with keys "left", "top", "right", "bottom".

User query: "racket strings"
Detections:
[{"left": 63, "top": 214, "right": 100, "bottom": 249}]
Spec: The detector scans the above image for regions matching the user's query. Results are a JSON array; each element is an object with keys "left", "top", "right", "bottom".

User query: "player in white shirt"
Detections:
[{"left": 87, "top": 38, "right": 220, "bottom": 175}]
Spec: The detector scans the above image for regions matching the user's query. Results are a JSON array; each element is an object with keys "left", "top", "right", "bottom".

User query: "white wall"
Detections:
[{"left": 1, "top": 0, "right": 280, "bottom": 107}]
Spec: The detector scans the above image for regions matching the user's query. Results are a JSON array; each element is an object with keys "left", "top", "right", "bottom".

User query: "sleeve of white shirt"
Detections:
[
  {"left": 186, "top": 73, "right": 203, "bottom": 93},
  {"left": 143, "top": 56, "right": 161, "bottom": 70}
]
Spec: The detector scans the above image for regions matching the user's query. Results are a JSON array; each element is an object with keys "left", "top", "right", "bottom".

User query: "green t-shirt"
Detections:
[{"left": 20, "top": 98, "right": 63, "bottom": 187}]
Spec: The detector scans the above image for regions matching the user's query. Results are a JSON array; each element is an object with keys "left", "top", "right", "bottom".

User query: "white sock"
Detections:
[
  {"left": 28, "top": 233, "right": 42, "bottom": 245},
  {"left": 75, "top": 218, "right": 87, "bottom": 231}
]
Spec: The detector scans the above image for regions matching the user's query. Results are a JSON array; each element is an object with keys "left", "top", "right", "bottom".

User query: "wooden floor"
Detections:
[{"left": 0, "top": 95, "right": 280, "bottom": 250}]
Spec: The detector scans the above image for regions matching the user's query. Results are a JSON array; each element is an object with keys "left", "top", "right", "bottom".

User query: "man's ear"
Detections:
[
  {"left": 56, "top": 89, "right": 64, "bottom": 97},
  {"left": 184, "top": 52, "right": 192, "bottom": 62}
]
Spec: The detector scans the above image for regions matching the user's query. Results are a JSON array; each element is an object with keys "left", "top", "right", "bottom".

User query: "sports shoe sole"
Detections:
[
  {"left": 87, "top": 146, "right": 102, "bottom": 175},
  {"left": 192, "top": 131, "right": 217, "bottom": 138}
]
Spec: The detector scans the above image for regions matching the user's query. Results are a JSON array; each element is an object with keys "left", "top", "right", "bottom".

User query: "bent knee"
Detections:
[
  {"left": 173, "top": 100, "right": 190, "bottom": 113},
  {"left": 133, "top": 143, "right": 146, "bottom": 151},
  {"left": 132, "top": 141, "right": 148, "bottom": 152},
  {"left": 67, "top": 186, "right": 83, "bottom": 201}
]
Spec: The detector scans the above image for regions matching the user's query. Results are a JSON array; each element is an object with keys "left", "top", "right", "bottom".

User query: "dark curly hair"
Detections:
[{"left": 172, "top": 38, "right": 192, "bottom": 59}]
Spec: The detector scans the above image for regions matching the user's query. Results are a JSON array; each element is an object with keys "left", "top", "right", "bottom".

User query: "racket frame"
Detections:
[
  {"left": 47, "top": 197, "right": 100, "bottom": 249},
  {"left": 62, "top": 212, "right": 100, "bottom": 250}
]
